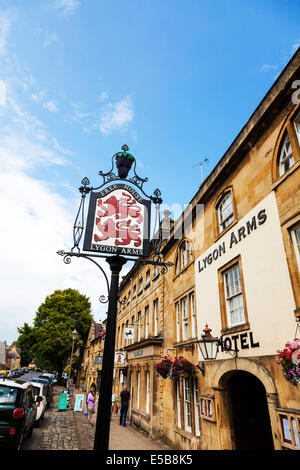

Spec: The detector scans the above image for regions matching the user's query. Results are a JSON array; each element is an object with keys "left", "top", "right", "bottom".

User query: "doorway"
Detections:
[{"left": 227, "top": 371, "right": 274, "bottom": 450}]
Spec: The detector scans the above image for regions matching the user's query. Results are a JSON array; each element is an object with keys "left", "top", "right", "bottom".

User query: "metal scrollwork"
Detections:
[
  {"left": 99, "top": 294, "right": 109, "bottom": 304},
  {"left": 57, "top": 250, "right": 72, "bottom": 265},
  {"left": 95, "top": 145, "right": 160, "bottom": 202}
]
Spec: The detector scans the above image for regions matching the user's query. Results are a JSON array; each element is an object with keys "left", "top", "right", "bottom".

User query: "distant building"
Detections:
[
  {"left": 6, "top": 341, "right": 21, "bottom": 370},
  {"left": 80, "top": 320, "right": 105, "bottom": 392}
]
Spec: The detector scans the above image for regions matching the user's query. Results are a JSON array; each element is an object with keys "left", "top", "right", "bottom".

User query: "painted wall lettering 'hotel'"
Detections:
[{"left": 80, "top": 49, "right": 300, "bottom": 450}]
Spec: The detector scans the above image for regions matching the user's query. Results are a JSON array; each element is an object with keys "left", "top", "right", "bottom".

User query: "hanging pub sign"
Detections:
[
  {"left": 83, "top": 183, "right": 151, "bottom": 257},
  {"left": 115, "top": 351, "right": 125, "bottom": 364}
]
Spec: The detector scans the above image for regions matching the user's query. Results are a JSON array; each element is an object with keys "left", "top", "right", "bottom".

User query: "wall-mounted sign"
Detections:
[
  {"left": 133, "top": 350, "right": 143, "bottom": 357},
  {"left": 124, "top": 328, "right": 134, "bottom": 340},
  {"left": 93, "top": 356, "right": 103, "bottom": 365},
  {"left": 219, "top": 331, "right": 260, "bottom": 353},
  {"left": 198, "top": 209, "right": 267, "bottom": 273},
  {"left": 83, "top": 184, "right": 151, "bottom": 257},
  {"left": 115, "top": 352, "right": 125, "bottom": 364}
]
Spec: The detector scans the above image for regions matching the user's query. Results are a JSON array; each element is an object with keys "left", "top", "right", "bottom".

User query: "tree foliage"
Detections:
[
  {"left": 17, "top": 288, "right": 93, "bottom": 377},
  {"left": 16, "top": 323, "right": 36, "bottom": 367}
]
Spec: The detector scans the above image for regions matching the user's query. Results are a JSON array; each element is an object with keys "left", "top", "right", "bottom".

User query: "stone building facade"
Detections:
[
  {"left": 81, "top": 320, "right": 105, "bottom": 392},
  {"left": 114, "top": 48, "right": 300, "bottom": 450}
]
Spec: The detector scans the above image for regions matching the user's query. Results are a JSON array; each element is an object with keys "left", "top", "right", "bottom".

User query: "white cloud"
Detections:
[
  {"left": 291, "top": 42, "right": 300, "bottom": 55},
  {"left": 43, "top": 31, "right": 59, "bottom": 47},
  {"left": 99, "top": 97, "right": 134, "bottom": 135},
  {"left": 0, "top": 164, "right": 109, "bottom": 344},
  {"left": 260, "top": 64, "right": 278, "bottom": 72},
  {"left": 43, "top": 100, "right": 58, "bottom": 112},
  {"left": 99, "top": 91, "right": 109, "bottom": 102},
  {"left": 0, "top": 16, "right": 10, "bottom": 55},
  {"left": 53, "top": 0, "right": 80, "bottom": 16}
]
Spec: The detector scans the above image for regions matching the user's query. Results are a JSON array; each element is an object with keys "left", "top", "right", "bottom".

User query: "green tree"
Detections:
[
  {"left": 23, "top": 288, "right": 93, "bottom": 382},
  {"left": 16, "top": 323, "right": 37, "bottom": 367}
]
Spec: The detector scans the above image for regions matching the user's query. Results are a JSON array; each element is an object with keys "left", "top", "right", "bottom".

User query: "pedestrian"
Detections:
[
  {"left": 119, "top": 386, "right": 130, "bottom": 427},
  {"left": 87, "top": 386, "right": 96, "bottom": 425},
  {"left": 111, "top": 392, "right": 116, "bottom": 416}
]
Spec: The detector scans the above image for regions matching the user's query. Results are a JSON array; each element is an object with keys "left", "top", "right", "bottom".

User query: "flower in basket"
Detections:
[
  {"left": 115, "top": 145, "right": 135, "bottom": 178},
  {"left": 155, "top": 354, "right": 173, "bottom": 379},
  {"left": 169, "top": 356, "right": 196, "bottom": 381},
  {"left": 277, "top": 339, "right": 300, "bottom": 386}
]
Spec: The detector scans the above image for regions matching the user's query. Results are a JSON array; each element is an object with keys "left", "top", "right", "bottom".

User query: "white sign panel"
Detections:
[
  {"left": 115, "top": 352, "right": 125, "bottom": 364},
  {"left": 84, "top": 184, "right": 151, "bottom": 256},
  {"left": 124, "top": 328, "right": 134, "bottom": 340}
]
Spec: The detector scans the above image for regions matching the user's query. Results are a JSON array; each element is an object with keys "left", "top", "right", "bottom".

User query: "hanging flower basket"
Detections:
[
  {"left": 169, "top": 356, "right": 196, "bottom": 381},
  {"left": 155, "top": 355, "right": 173, "bottom": 379},
  {"left": 115, "top": 151, "right": 135, "bottom": 179},
  {"left": 277, "top": 339, "right": 300, "bottom": 386}
]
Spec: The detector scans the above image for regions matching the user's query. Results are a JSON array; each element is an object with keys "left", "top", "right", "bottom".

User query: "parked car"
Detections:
[
  {"left": 38, "top": 375, "right": 54, "bottom": 389},
  {"left": 0, "top": 378, "right": 42, "bottom": 449},
  {"left": 30, "top": 378, "right": 52, "bottom": 407},
  {"left": 32, "top": 383, "right": 47, "bottom": 427},
  {"left": 42, "top": 373, "right": 57, "bottom": 384}
]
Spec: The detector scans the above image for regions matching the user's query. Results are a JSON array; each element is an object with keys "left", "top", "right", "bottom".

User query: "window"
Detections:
[
  {"left": 132, "top": 285, "right": 136, "bottom": 298},
  {"left": 145, "top": 306, "right": 149, "bottom": 339},
  {"left": 194, "top": 379, "right": 201, "bottom": 436},
  {"left": 190, "top": 292, "right": 196, "bottom": 338},
  {"left": 180, "top": 242, "right": 188, "bottom": 269},
  {"left": 290, "top": 222, "right": 300, "bottom": 271},
  {"left": 181, "top": 297, "right": 189, "bottom": 341},
  {"left": 175, "top": 302, "right": 180, "bottom": 342},
  {"left": 217, "top": 192, "right": 234, "bottom": 233},
  {"left": 278, "top": 412, "right": 300, "bottom": 449},
  {"left": 176, "top": 381, "right": 181, "bottom": 428},
  {"left": 223, "top": 263, "right": 245, "bottom": 328},
  {"left": 137, "top": 371, "right": 140, "bottom": 409},
  {"left": 146, "top": 371, "right": 150, "bottom": 414},
  {"left": 294, "top": 112, "right": 300, "bottom": 145},
  {"left": 138, "top": 278, "right": 143, "bottom": 294},
  {"left": 175, "top": 291, "right": 196, "bottom": 342},
  {"left": 273, "top": 108, "right": 300, "bottom": 181},
  {"left": 145, "top": 270, "right": 150, "bottom": 287},
  {"left": 279, "top": 133, "right": 295, "bottom": 176},
  {"left": 175, "top": 240, "right": 193, "bottom": 275},
  {"left": 125, "top": 319, "right": 129, "bottom": 344},
  {"left": 154, "top": 299, "right": 159, "bottom": 336},
  {"left": 137, "top": 311, "right": 141, "bottom": 342},
  {"left": 183, "top": 378, "right": 192, "bottom": 433},
  {"left": 199, "top": 396, "right": 215, "bottom": 421},
  {"left": 131, "top": 315, "right": 135, "bottom": 343}
]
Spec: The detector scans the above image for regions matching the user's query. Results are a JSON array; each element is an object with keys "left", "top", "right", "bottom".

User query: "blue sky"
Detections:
[{"left": 0, "top": 0, "right": 299, "bottom": 343}]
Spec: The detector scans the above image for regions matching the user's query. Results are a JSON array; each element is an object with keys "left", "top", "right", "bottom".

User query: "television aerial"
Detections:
[{"left": 193, "top": 158, "right": 209, "bottom": 183}]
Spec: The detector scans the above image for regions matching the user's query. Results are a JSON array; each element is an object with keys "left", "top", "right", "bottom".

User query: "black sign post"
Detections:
[
  {"left": 57, "top": 145, "right": 172, "bottom": 452},
  {"left": 93, "top": 255, "right": 127, "bottom": 450}
]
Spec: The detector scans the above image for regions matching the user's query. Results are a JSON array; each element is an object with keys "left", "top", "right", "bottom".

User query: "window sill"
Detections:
[
  {"left": 221, "top": 322, "right": 250, "bottom": 336},
  {"left": 271, "top": 159, "right": 300, "bottom": 191},
  {"left": 144, "top": 282, "right": 150, "bottom": 290},
  {"left": 173, "top": 259, "right": 194, "bottom": 281},
  {"left": 174, "top": 428, "right": 195, "bottom": 440},
  {"left": 214, "top": 218, "right": 239, "bottom": 243}
]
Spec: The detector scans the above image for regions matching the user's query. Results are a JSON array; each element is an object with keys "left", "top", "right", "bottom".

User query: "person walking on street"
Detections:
[
  {"left": 111, "top": 392, "right": 116, "bottom": 416},
  {"left": 87, "top": 386, "right": 96, "bottom": 425},
  {"left": 119, "top": 386, "right": 130, "bottom": 427}
]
